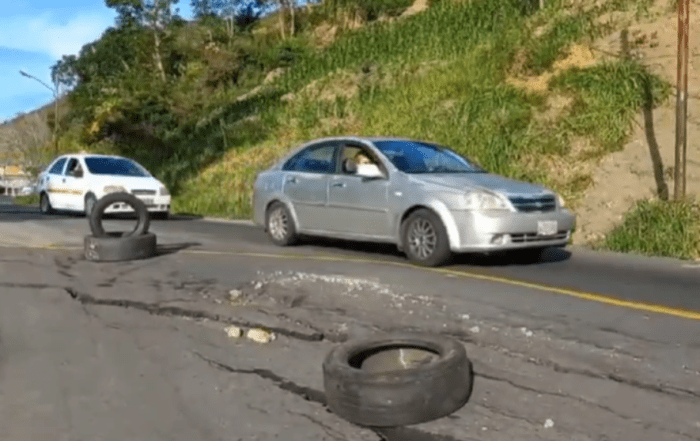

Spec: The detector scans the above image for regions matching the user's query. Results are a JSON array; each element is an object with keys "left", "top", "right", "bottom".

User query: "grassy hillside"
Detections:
[
  {"left": 165, "top": 0, "right": 671, "bottom": 218},
  {"left": 40, "top": 0, "right": 689, "bottom": 256}
]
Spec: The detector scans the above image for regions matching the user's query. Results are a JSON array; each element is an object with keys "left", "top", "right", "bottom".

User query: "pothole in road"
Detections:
[{"left": 238, "top": 271, "right": 440, "bottom": 311}]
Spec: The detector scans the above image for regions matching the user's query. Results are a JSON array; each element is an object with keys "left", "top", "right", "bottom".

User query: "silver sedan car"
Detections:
[{"left": 253, "top": 136, "right": 576, "bottom": 267}]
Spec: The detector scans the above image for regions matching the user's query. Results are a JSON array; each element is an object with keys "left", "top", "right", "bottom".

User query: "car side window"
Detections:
[
  {"left": 339, "top": 144, "right": 386, "bottom": 177},
  {"left": 283, "top": 144, "right": 336, "bottom": 174},
  {"left": 48, "top": 158, "right": 67, "bottom": 175},
  {"left": 65, "top": 158, "right": 83, "bottom": 177}
]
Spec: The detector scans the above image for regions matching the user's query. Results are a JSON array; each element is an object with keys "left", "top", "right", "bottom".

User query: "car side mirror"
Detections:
[
  {"left": 356, "top": 164, "right": 384, "bottom": 179},
  {"left": 73, "top": 170, "right": 83, "bottom": 178}
]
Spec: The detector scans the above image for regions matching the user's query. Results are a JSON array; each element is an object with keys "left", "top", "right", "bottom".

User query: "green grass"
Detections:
[
  {"left": 527, "top": 13, "right": 592, "bottom": 74},
  {"left": 552, "top": 60, "right": 672, "bottom": 154},
  {"left": 282, "top": 0, "right": 525, "bottom": 91},
  {"left": 13, "top": 194, "right": 39, "bottom": 206},
  {"left": 600, "top": 199, "right": 700, "bottom": 260},
  {"left": 354, "top": 55, "right": 538, "bottom": 178}
]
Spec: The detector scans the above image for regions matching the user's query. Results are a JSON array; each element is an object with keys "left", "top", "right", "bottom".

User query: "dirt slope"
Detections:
[{"left": 573, "top": 0, "right": 700, "bottom": 245}]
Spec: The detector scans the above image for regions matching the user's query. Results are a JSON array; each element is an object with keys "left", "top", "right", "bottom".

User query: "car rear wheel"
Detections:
[
  {"left": 402, "top": 209, "right": 451, "bottom": 267},
  {"left": 266, "top": 202, "right": 298, "bottom": 246},
  {"left": 39, "top": 193, "right": 54, "bottom": 215}
]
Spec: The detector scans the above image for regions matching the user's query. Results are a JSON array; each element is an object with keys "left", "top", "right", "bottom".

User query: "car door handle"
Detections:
[
  {"left": 331, "top": 182, "right": 346, "bottom": 188},
  {"left": 62, "top": 178, "right": 66, "bottom": 183},
  {"left": 286, "top": 177, "right": 298, "bottom": 184}
]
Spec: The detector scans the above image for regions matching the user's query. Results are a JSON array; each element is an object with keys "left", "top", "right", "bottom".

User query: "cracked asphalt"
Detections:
[{"left": 1, "top": 235, "right": 700, "bottom": 441}]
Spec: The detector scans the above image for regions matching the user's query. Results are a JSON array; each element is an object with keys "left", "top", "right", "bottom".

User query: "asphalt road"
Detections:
[
  {"left": 2, "top": 200, "right": 700, "bottom": 440},
  {"left": 2, "top": 201, "right": 698, "bottom": 314}
]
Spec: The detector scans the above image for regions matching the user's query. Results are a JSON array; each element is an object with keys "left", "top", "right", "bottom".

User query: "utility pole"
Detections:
[
  {"left": 674, "top": 0, "right": 690, "bottom": 200},
  {"left": 19, "top": 70, "right": 59, "bottom": 154}
]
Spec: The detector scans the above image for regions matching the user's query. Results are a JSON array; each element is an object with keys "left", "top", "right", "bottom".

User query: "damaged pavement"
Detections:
[{"left": 1, "top": 246, "right": 699, "bottom": 441}]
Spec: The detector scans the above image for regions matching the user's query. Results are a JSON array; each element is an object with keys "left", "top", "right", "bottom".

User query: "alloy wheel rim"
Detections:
[
  {"left": 408, "top": 218, "right": 437, "bottom": 259},
  {"left": 269, "top": 208, "right": 288, "bottom": 241},
  {"left": 41, "top": 195, "right": 48, "bottom": 212}
]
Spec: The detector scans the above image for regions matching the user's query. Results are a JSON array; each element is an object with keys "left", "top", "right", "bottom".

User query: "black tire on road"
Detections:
[
  {"left": 265, "top": 201, "right": 298, "bottom": 246},
  {"left": 89, "top": 192, "right": 150, "bottom": 238},
  {"left": 402, "top": 209, "right": 452, "bottom": 267},
  {"left": 151, "top": 211, "right": 170, "bottom": 221},
  {"left": 84, "top": 193, "right": 97, "bottom": 217},
  {"left": 322, "top": 333, "right": 473, "bottom": 427},
  {"left": 84, "top": 232, "right": 157, "bottom": 262},
  {"left": 40, "top": 192, "right": 55, "bottom": 215}
]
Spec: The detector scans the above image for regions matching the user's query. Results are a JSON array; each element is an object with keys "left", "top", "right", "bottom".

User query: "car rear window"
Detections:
[{"left": 84, "top": 157, "right": 151, "bottom": 177}]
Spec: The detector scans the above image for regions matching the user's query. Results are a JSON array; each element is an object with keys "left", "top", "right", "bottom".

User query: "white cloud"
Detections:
[{"left": 0, "top": 10, "right": 115, "bottom": 59}]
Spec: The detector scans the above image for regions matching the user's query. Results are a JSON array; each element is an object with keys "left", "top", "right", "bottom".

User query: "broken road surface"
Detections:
[{"left": 1, "top": 246, "right": 699, "bottom": 441}]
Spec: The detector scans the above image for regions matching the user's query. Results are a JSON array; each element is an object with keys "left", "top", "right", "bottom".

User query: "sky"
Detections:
[{"left": 0, "top": 0, "right": 195, "bottom": 123}]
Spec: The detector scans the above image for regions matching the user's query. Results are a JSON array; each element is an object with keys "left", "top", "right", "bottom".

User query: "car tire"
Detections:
[
  {"left": 84, "top": 193, "right": 97, "bottom": 217},
  {"left": 84, "top": 232, "right": 157, "bottom": 262},
  {"left": 322, "top": 333, "right": 473, "bottom": 427},
  {"left": 265, "top": 202, "right": 298, "bottom": 246},
  {"left": 39, "top": 192, "right": 55, "bottom": 215},
  {"left": 89, "top": 192, "right": 150, "bottom": 238},
  {"left": 402, "top": 209, "right": 451, "bottom": 267},
  {"left": 151, "top": 211, "right": 169, "bottom": 220}
]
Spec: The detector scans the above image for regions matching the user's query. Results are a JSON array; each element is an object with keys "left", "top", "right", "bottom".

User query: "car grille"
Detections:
[
  {"left": 509, "top": 196, "right": 556, "bottom": 213},
  {"left": 511, "top": 231, "right": 569, "bottom": 243},
  {"left": 131, "top": 189, "right": 157, "bottom": 196}
]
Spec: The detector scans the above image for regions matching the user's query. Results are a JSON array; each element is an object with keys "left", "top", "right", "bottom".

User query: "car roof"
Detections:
[
  {"left": 63, "top": 153, "right": 131, "bottom": 159},
  {"left": 295, "top": 135, "right": 429, "bottom": 145}
]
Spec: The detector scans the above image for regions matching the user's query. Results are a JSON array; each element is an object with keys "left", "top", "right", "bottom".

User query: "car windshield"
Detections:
[
  {"left": 373, "top": 140, "right": 485, "bottom": 174},
  {"left": 84, "top": 157, "right": 151, "bottom": 177}
]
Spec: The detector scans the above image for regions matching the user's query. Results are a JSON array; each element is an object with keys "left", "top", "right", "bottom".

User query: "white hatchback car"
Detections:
[{"left": 37, "top": 153, "right": 171, "bottom": 218}]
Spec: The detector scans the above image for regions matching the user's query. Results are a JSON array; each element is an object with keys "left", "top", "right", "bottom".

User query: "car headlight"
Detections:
[
  {"left": 462, "top": 190, "right": 510, "bottom": 211},
  {"left": 159, "top": 186, "right": 170, "bottom": 196},
  {"left": 556, "top": 194, "right": 566, "bottom": 208},
  {"left": 103, "top": 185, "right": 126, "bottom": 194}
]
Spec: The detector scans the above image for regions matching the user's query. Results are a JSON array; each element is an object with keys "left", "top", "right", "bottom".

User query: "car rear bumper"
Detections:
[{"left": 448, "top": 208, "right": 576, "bottom": 252}]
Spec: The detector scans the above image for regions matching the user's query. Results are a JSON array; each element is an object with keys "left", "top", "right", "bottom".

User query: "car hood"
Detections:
[
  {"left": 413, "top": 173, "right": 552, "bottom": 197},
  {"left": 90, "top": 175, "right": 162, "bottom": 190}
]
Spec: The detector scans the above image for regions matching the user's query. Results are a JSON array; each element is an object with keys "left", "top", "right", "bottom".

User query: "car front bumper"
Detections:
[
  {"left": 103, "top": 195, "right": 171, "bottom": 213},
  {"left": 449, "top": 208, "right": 576, "bottom": 252}
]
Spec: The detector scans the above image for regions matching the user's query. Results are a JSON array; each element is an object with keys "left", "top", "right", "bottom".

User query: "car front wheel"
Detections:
[
  {"left": 402, "top": 209, "right": 451, "bottom": 267},
  {"left": 265, "top": 202, "right": 298, "bottom": 246}
]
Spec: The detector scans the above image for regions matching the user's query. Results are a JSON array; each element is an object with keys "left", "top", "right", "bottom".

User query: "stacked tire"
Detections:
[{"left": 84, "top": 192, "right": 157, "bottom": 262}]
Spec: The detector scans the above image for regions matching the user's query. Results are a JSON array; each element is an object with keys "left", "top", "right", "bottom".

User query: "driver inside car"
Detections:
[{"left": 353, "top": 151, "right": 383, "bottom": 178}]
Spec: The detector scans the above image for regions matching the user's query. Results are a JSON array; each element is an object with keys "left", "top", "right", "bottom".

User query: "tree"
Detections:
[
  {"left": 51, "top": 55, "right": 80, "bottom": 90},
  {"left": 191, "top": 0, "right": 216, "bottom": 17},
  {"left": 105, "top": 0, "right": 181, "bottom": 81},
  {"left": 0, "top": 113, "right": 52, "bottom": 175}
]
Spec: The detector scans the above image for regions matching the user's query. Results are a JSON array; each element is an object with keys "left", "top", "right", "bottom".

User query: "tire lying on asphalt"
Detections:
[
  {"left": 322, "top": 333, "right": 473, "bottom": 427},
  {"left": 89, "top": 192, "right": 150, "bottom": 238},
  {"left": 84, "top": 232, "right": 157, "bottom": 262}
]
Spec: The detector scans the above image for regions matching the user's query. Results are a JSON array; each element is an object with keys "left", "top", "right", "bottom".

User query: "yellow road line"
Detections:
[
  {"left": 3, "top": 243, "right": 700, "bottom": 321},
  {"left": 186, "top": 249, "right": 700, "bottom": 321}
]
